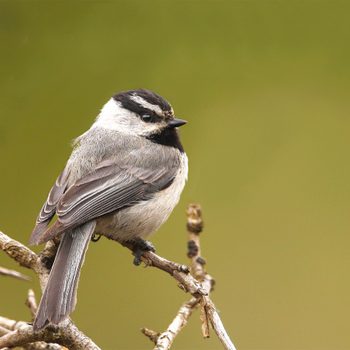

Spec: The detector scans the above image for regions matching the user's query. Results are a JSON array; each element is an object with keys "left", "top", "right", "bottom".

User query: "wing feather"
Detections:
[
  {"left": 30, "top": 167, "right": 70, "bottom": 244},
  {"left": 36, "top": 159, "right": 178, "bottom": 244}
]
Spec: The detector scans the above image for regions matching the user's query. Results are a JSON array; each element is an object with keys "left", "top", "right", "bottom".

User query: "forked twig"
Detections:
[
  {"left": 0, "top": 232, "right": 100, "bottom": 350},
  {"left": 140, "top": 204, "right": 236, "bottom": 350}
]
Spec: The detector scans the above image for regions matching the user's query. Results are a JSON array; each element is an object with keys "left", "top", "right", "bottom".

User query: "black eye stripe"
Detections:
[
  {"left": 113, "top": 89, "right": 172, "bottom": 117},
  {"left": 141, "top": 113, "right": 163, "bottom": 123},
  {"left": 113, "top": 92, "right": 166, "bottom": 123}
]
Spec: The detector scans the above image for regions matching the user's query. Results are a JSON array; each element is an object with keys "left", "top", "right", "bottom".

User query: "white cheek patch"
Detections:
[
  {"left": 93, "top": 99, "right": 134, "bottom": 133},
  {"left": 129, "top": 95, "right": 163, "bottom": 115},
  {"left": 92, "top": 98, "right": 164, "bottom": 136}
]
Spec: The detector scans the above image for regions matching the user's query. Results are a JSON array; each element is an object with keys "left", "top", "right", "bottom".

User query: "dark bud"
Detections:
[
  {"left": 186, "top": 221, "right": 203, "bottom": 234},
  {"left": 187, "top": 240, "right": 199, "bottom": 258},
  {"left": 196, "top": 256, "right": 206, "bottom": 265}
]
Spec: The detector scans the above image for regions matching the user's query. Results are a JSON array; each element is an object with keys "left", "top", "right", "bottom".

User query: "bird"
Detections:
[{"left": 29, "top": 89, "right": 188, "bottom": 330}]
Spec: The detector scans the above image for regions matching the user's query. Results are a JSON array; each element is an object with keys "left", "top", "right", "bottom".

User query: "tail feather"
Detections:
[{"left": 33, "top": 221, "right": 96, "bottom": 330}]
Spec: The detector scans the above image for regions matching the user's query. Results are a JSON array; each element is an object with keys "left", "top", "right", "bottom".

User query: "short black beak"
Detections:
[{"left": 168, "top": 118, "right": 187, "bottom": 128}]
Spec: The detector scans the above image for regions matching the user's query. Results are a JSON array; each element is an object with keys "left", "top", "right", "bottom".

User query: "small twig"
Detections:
[
  {"left": 186, "top": 204, "right": 205, "bottom": 281},
  {"left": 153, "top": 298, "right": 200, "bottom": 350},
  {"left": 186, "top": 204, "right": 212, "bottom": 337},
  {"left": 141, "top": 328, "right": 160, "bottom": 344},
  {"left": 199, "top": 299, "right": 210, "bottom": 338},
  {"left": 0, "top": 266, "right": 30, "bottom": 281},
  {"left": 25, "top": 289, "right": 38, "bottom": 320},
  {"left": 0, "top": 315, "right": 29, "bottom": 330},
  {"left": 204, "top": 297, "right": 236, "bottom": 350}
]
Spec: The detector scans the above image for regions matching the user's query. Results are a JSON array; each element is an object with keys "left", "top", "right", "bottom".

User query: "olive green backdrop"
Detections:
[{"left": 1, "top": 1, "right": 350, "bottom": 349}]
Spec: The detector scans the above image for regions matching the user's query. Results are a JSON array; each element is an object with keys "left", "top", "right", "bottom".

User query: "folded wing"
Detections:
[{"left": 31, "top": 157, "right": 178, "bottom": 244}]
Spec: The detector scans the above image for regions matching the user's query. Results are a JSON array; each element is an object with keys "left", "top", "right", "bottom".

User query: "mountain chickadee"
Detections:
[{"left": 30, "top": 89, "right": 188, "bottom": 330}]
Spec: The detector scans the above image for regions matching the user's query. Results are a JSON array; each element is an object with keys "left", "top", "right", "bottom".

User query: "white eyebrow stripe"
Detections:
[{"left": 130, "top": 95, "right": 163, "bottom": 115}]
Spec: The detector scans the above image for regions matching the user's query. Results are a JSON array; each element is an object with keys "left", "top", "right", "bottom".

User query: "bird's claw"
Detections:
[{"left": 129, "top": 239, "right": 156, "bottom": 266}]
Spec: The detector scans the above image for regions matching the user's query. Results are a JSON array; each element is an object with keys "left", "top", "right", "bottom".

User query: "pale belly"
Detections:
[{"left": 95, "top": 154, "right": 188, "bottom": 242}]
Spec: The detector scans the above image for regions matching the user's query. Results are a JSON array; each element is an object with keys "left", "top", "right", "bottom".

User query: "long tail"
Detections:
[{"left": 33, "top": 221, "right": 96, "bottom": 330}]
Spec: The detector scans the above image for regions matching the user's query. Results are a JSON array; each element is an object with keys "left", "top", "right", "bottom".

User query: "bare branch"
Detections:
[
  {"left": 1, "top": 203, "right": 236, "bottom": 350},
  {"left": 119, "top": 241, "right": 207, "bottom": 297},
  {"left": 0, "top": 231, "right": 101, "bottom": 350},
  {"left": 0, "top": 323, "right": 49, "bottom": 348},
  {"left": 0, "top": 232, "right": 39, "bottom": 271},
  {"left": 0, "top": 319, "right": 100, "bottom": 350},
  {"left": 0, "top": 266, "right": 30, "bottom": 281}
]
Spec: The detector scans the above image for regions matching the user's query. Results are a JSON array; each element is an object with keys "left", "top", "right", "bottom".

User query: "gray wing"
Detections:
[
  {"left": 30, "top": 167, "right": 70, "bottom": 244},
  {"left": 33, "top": 157, "right": 178, "bottom": 244}
]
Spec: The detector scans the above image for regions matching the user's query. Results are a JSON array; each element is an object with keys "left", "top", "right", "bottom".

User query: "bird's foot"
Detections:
[{"left": 128, "top": 238, "right": 156, "bottom": 266}]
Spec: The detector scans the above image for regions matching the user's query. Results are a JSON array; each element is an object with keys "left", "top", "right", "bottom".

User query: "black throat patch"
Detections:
[
  {"left": 147, "top": 128, "right": 184, "bottom": 153},
  {"left": 113, "top": 89, "right": 184, "bottom": 152}
]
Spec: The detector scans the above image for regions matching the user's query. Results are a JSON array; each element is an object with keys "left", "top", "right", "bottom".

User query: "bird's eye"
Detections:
[{"left": 141, "top": 114, "right": 152, "bottom": 122}]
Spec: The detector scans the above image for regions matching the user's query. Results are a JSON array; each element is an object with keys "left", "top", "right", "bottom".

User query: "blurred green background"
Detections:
[{"left": 1, "top": 1, "right": 350, "bottom": 349}]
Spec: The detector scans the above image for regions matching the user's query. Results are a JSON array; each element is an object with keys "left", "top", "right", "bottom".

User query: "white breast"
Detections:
[{"left": 97, "top": 152, "right": 188, "bottom": 241}]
